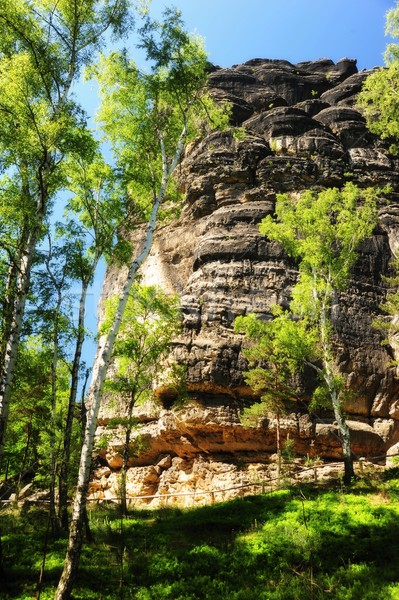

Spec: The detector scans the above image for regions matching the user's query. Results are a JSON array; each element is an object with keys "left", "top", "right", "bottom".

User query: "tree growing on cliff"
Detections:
[
  {"left": 55, "top": 9, "right": 229, "bottom": 599},
  {"left": 235, "top": 308, "right": 314, "bottom": 477},
  {"left": 358, "top": 3, "right": 399, "bottom": 358},
  {"left": 371, "top": 258, "right": 399, "bottom": 366},
  {"left": 254, "top": 183, "right": 378, "bottom": 484},
  {"left": 357, "top": 2, "right": 399, "bottom": 153},
  {"left": 102, "top": 285, "right": 181, "bottom": 516}
]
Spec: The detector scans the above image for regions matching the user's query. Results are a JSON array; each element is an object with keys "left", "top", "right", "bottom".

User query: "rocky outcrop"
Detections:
[{"left": 94, "top": 58, "right": 399, "bottom": 505}]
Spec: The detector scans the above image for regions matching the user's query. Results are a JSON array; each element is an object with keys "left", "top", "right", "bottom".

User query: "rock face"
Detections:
[{"left": 94, "top": 58, "right": 399, "bottom": 505}]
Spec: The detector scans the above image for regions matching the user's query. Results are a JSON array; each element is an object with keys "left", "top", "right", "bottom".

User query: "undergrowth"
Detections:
[{"left": 2, "top": 469, "right": 399, "bottom": 599}]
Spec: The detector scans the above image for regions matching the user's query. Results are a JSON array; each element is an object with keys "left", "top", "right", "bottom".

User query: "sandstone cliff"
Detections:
[{"left": 93, "top": 58, "right": 399, "bottom": 505}]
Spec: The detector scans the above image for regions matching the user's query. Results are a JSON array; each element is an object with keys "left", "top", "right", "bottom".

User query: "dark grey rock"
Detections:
[{"left": 98, "top": 58, "right": 398, "bottom": 488}]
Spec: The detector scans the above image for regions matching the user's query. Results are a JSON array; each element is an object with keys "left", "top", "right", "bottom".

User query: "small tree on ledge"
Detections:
[
  {"left": 235, "top": 308, "right": 313, "bottom": 478},
  {"left": 259, "top": 183, "right": 378, "bottom": 484},
  {"left": 102, "top": 285, "right": 181, "bottom": 516}
]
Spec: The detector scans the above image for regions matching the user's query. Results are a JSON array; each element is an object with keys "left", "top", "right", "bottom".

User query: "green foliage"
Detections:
[
  {"left": 235, "top": 308, "right": 317, "bottom": 473},
  {"left": 161, "top": 363, "right": 189, "bottom": 407},
  {"left": 0, "top": 0, "right": 133, "bottom": 468},
  {"left": 281, "top": 434, "right": 295, "bottom": 462},
  {"left": 358, "top": 63, "right": 399, "bottom": 153},
  {"left": 89, "top": 8, "right": 230, "bottom": 221},
  {"left": 3, "top": 337, "right": 73, "bottom": 485},
  {"left": 102, "top": 284, "right": 182, "bottom": 407},
  {"left": 259, "top": 183, "right": 378, "bottom": 392},
  {"left": 358, "top": 2, "right": 399, "bottom": 153},
  {"left": 385, "top": 2, "right": 399, "bottom": 62},
  {"left": 309, "top": 375, "right": 341, "bottom": 409},
  {"left": 261, "top": 184, "right": 378, "bottom": 299},
  {"left": 0, "top": 0, "right": 131, "bottom": 189},
  {"left": 61, "top": 150, "right": 133, "bottom": 267},
  {"left": 235, "top": 308, "right": 315, "bottom": 422},
  {"left": 3, "top": 476, "right": 399, "bottom": 599},
  {"left": 96, "top": 433, "right": 110, "bottom": 451},
  {"left": 239, "top": 184, "right": 379, "bottom": 481},
  {"left": 101, "top": 285, "right": 182, "bottom": 514},
  {"left": 372, "top": 257, "right": 399, "bottom": 358},
  {"left": 231, "top": 127, "right": 247, "bottom": 142}
]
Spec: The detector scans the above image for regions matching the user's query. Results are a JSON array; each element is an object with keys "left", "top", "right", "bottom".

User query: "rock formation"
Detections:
[{"left": 93, "top": 58, "right": 399, "bottom": 506}]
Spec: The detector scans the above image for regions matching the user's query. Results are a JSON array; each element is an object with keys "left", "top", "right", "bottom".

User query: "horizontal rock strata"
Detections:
[{"left": 95, "top": 58, "right": 399, "bottom": 505}]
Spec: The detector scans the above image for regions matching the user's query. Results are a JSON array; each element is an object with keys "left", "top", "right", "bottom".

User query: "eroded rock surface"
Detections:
[{"left": 94, "top": 58, "right": 399, "bottom": 505}]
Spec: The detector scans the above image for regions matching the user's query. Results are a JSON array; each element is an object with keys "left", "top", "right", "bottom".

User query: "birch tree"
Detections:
[
  {"left": 0, "top": 0, "right": 132, "bottom": 463},
  {"left": 234, "top": 308, "right": 314, "bottom": 478},
  {"left": 4, "top": 336, "right": 71, "bottom": 496},
  {"left": 35, "top": 237, "right": 73, "bottom": 534},
  {"left": 102, "top": 285, "right": 181, "bottom": 515},
  {"left": 260, "top": 183, "right": 378, "bottom": 484},
  {"left": 358, "top": 4, "right": 399, "bottom": 350},
  {"left": 358, "top": 2, "right": 399, "bottom": 154},
  {"left": 55, "top": 9, "right": 229, "bottom": 599},
  {"left": 57, "top": 153, "right": 129, "bottom": 530}
]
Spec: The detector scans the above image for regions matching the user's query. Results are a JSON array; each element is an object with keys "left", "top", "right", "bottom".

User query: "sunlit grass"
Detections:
[{"left": 2, "top": 471, "right": 399, "bottom": 599}]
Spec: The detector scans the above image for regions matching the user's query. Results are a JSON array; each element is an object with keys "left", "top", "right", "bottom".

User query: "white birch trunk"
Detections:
[
  {"left": 310, "top": 270, "right": 354, "bottom": 483},
  {"left": 55, "top": 125, "right": 187, "bottom": 600},
  {"left": 319, "top": 285, "right": 354, "bottom": 483}
]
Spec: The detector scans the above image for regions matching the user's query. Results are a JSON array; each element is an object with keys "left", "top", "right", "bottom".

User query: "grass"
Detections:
[{"left": 2, "top": 469, "right": 399, "bottom": 599}]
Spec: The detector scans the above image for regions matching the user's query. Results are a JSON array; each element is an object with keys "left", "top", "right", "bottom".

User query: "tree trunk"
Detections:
[
  {"left": 55, "top": 124, "right": 187, "bottom": 600},
  {"left": 0, "top": 526, "right": 3, "bottom": 578},
  {"left": 49, "top": 285, "right": 64, "bottom": 537},
  {"left": 16, "top": 416, "right": 32, "bottom": 500},
  {"left": 0, "top": 145, "right": 54, "bottom": 462},
  {"left": 276, "top": 409, "right": 281, "bottom": 480},
  {"left": 319, "top": 289, "right": 354, "bottom": 484},
  {"left": 330, "top": 391, "right": 355, "bottom": 484},
  {"left": 0, "top": 259, "right": 20, "bottom": 364},
  {"left": 322, "top": 345, "right": 354, "bottom": 484},
  {"left": 55, "top": 193, "right": 165, "bottom": 600},
  {"left": 80, "top": 369, "right": 90, "bottom": 435},
  {"left": 120, "top": 392, "right": 136, "bottom": 517},
  {"left": 0, "top": 227, "right": 40, "bottom": 464},
  {"left": 58, "top": 280, "right": 90, "bottom": 530},
  {"left": 120, "top": 427, "right": 131, "bottom": 517}
]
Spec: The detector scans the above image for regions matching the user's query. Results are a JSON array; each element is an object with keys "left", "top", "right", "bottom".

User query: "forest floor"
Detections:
[{"left": 1, "top": 467, "right": 399, "bottom": 599}]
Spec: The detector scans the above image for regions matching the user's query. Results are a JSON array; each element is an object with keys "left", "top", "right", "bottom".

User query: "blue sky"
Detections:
[
  {"left": 143, "top": 0, "right": 394, "bottom": 70},
  {"left": 82, "top": 1, "right": 395, "bottom": 119}
]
